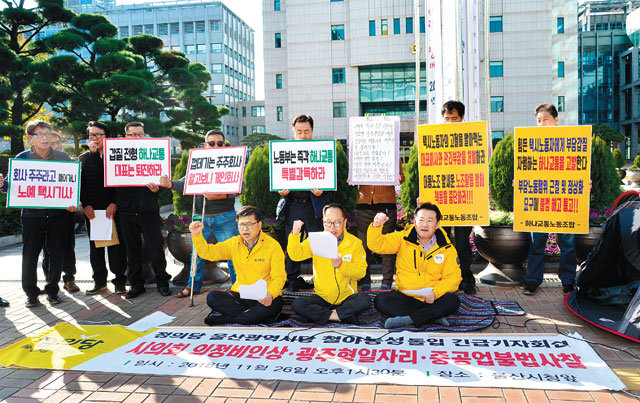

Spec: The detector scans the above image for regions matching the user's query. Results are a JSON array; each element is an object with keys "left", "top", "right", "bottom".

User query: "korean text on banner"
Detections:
[
  {"left": 270, "top": 140, "right": 337, "bottom": 191},
  {"left": 417, "top": 121, "right": 489, "bottom": 226},
  {"left": 513, "top": 126, "right": 592, "bottom": 234},
  {"left": 348, "top": 116, "right": 400, "bottom": 185},
  {"left": 183, "top": 146, "right": 247, "bottom": 195},
  {"left": 7, "top": 159, "right": 80, "bottom": 209},
  {"left": 104, "top": 138, "right": 171, "bottom": 187}
]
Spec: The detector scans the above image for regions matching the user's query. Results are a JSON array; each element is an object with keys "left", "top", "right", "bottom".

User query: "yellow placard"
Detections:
[
  {"left": 0, "top": 323, "right": 152, "bottom": 370},
  {"left": 513, "top": 126, "right": 591, "bottom": 234},
  {"left": 417, "top": 121, "right": 490, "bottom": 226}
]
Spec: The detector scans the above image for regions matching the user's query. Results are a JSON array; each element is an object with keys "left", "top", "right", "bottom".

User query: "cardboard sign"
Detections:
[
  {"left": 7, "top": 159, "right": 80, "bottom": 209},
  {"left": 104, "top": 138, "right": 171, "bottom": 187},
  {"left": 269, "top": 140, "right": 336, "bottom": 191},
  {"left": 183, "top": 146, "right": 247, "bottom": 195},
  {"left": 417, "top": 121, "right": 490, "bottom": 226},
  {"left": 513, "top": 126, "right": 592, "bottom": 234},
  {"left": 348, "top": 116, "right": 400, "bottom": 185}
]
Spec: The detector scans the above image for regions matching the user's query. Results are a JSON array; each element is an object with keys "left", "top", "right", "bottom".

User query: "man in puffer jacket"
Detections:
[{"left": 369, "top": 202, "right": 461, "bottom": 328}]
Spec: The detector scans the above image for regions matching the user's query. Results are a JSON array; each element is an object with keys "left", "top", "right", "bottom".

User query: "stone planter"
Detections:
[
  {"left": 575, "top": 225, "right": 605, "bottom": 263},
  {"left": 473, "top": 225, "right": 531, "bottom": 286},
  {"left": 167, "top": 230, "right": 230, "bottom": 286},
  {"left": 627, "top": 170, "right": 640, "bottom": 187}
]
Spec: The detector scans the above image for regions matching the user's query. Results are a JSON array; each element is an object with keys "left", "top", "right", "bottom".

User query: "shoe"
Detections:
[
  {"left": 39, "top": 289, "right": 46, "bottom": 295},
  {"left": 47, "top": 294, "right": 62, "bottom": 305},
  {"left": 85, "top": 284, "right": 107, "bottom": 295},
  {"left": 360, "top": 284, "right": 371, "bottom": 292},
  {"left": 563, "top": 284, "right": 575, "bottom": 294},
  {"left": 379, "top": 284, "right": 391, "bottom": 291},
  {"left": 523, "top": 282, "right": 538, "bottom": 295},
  {"left": 125, "top": 287, "right": 146, "bottom": 300},
  {"left": 176, "top": 287, "right": 200, "bottom": 299},
  {"left": 288, "top": 276, "right": 313, "bottom": 292},
  {"left": 25, "top": 296, "right": 40, "bottom": 308},
  {"left": 64, "top": 281, "right": 80, "bottom": 293},
  {"left": 204, "top": 313, "right": 227, "bottom": 326},
  {"left": 461, "top": 282, "right": 477, "bottom": 295},
  {"left": 0, "top": 297, "right": 9, "bottom": 307},
  {"left": 158, "top": 286, "right": 172, "bottom": 297},
  {"left": 114, "top": 284, "right": 126, "bottom": 294}
]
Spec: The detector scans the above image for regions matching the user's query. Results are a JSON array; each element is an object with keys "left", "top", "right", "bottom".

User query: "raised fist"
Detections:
[
  {"left": 372, "top": 212, "right": 389, "bottom": 228},
  {"left": 292, "top": 220, "right": 304, "bottom": 235}
]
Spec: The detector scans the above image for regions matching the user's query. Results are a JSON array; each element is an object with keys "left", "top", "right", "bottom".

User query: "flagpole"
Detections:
[{"left": 414, "top": 0, "right": 421, "bottom": 146}]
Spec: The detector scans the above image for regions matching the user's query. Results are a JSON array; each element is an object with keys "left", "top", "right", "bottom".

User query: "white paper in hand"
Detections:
[
  {"left": 403, "top": 287, "right": 434, "bottom": 298},
  {"left": 308, "top": 231, "right": 338, "bottom": 259},
  {"left": 238, "top": 279, "right": 268, "bottom": 301},
  {"left": 90, "top": 210, "right": 113, "bottom": 241}
]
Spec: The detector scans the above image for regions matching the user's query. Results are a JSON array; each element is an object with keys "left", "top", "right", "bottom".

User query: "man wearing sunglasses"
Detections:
[
  {"left": 287, "top": 203, "right": 370, "bottom": 325},
  {"left": 160, "top": 129, "right": 239, "bottom": 298}
]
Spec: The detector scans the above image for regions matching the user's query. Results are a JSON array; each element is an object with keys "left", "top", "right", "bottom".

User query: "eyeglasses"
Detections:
[
  {"left": 32, "top": 132, "right": 54, "bottom": 138},
  {"left": 323, "top": 220, "right": 343, "bottom": 228},
  {"left": 88, "top": 133, "right": 105, "bottom": 138},
  {"left": 205, "top": 141, "right": 225, "bottom": 147},
  {"left": 237, "top": 221, "right": 258, "bottom": 230}
]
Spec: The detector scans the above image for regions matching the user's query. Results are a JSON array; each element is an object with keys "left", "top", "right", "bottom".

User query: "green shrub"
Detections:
[
  {"left": 240, "top": 144, "right": 280, "bottom": 219},
  {"left": 590, "top": 136, "right": 621, "bottom": 210},
  {"left": 592, "top": 124, "right": 625, "bottom": 145},
  {"left": 400, "top": 146, "right": 419, "bottom": 215},
  {"left": 171, "top": 151, "right": 193, "bottom": 215},
  {"left": 612, "top": 148, "right": 625, "bottom": 169},
  {"left": 634, "top": 155, "right": 640, "bottom": 168},
  {"left": 0, "top": 192, "right": 22, "bottom": 236},
  {"left": 326, "top": 142, "right": 357, "bottom": 215},
  {"left": 489, "top": 133, "right": 514, "bottom": 212}
]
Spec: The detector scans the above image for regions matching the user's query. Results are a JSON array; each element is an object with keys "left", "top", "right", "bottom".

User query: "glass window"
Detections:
[
  {"left": 276, "top": 106, "right": 283, "bottom": 121},
  {"left": 489, "top": 16, "right": 502, "bottom": 33},
  {"left": 558, "top": 96, "right": 565, "bottom": 112},
  {"left": 406, "top": 17, "right": 413, "bottom": 34},
  {"left": 251, "top": 106, "right": 265, "bottom": 117},
  {"left": 243, "top": 126, "right": 247, "bottom": 136},
  {"left": 211, "top": 43, "right": 222, "bottom": 53},
  {"left": 195, "top": 21, "right": 205, "bottom": 33},
  {"left": 492, "top": 130, "right": 504, "bottom": 139},
  {"left": 144, "top": 24, "right": 154, "bottom": 34},
  {"left": 330, "top": 0, "right": 343, "bottom": 2},
  {"left": 557, "top": 17, "right": 564, "bottom": 34},
  {"left": 276, "top": 74, "right": 282, "bottom": 89},
  {"left": 242, "top": 106, "right": 246, "bottom": 117},
  {"left": 331, "top": 24, "right": 345, "bottom": 40},
  {"left": 119, "top": 26, "right": 129, "bottom": 37},
  {"left": 211, "top": 63, "right": 222, "bottom": 73},
  {"left": 184, "top": 22, "right": 194, "bottom": 34},
  {"left": 132, "top": 25, "right": 143, "bottom": 35},
  {"left": 274, "top": 0, "right": 280, "bottom": 11},
  {"left": 333, "top": 102, "right": 347, "bottom": 118},
  {"left": 275, "top": 32, "right": 281, "bottom": 48},
  {"left": 369, "top": 20, "right": 376, "bottom": 37},
  {"left": 332, "top": 68, "right": 345, "bottom": 84},
  {"left": 157, "top": 24, "right": 167, "bottom": 36},
  {"left": 558, "top": 61, "right": 564, "bottom": 78},
  {"left": 210, "top": 20, "right": 221, "bottom": 31},
  {"left": 381, "top": 19, "right": 388, "bottom": 35},
  {"left": 489, "top": 61, "right": 503, "bottom": 77},
  {"left": 213, "top": 84, "right": 223, "bottom": 93},
  {"left": 420, "top": 16, "right": 425, "bottom": 33},
  {"left": 490, "top": 96, "right": 504, "bottom": 113},
  {"left": 170, "top": 23, "right": 179, "bottom": 34},
  {"left": 196, "top": 44, "right": 205, "bottom": 54},
  {"left": 252, "top": 125, "right": 266, "bottom": 133},
  {"left": 393, "top": 18, "right": 400, "bottom": 34},
  {"left": 185, "top": 45, "right": 195, "bottom": 54}
]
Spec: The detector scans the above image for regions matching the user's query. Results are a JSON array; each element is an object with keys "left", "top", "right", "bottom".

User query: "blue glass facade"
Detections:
[{"left": 359, "top": 64, "right": 427, "bottom": 116}]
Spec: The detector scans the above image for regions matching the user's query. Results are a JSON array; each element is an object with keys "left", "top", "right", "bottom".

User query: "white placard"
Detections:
[
  {"left": 308, "top": 232, "right": 338, "bottom": 259},
  {"left": 183, "top": 146, "right": 247, "bottom": 195},
  {"left": 269, "top": 140, "right": 336, "bottom": 191},
  {"left": 89, "top": 210, "right": 112, "bottom": 241},
  {"left": 7, "top": 159, "right": 80, "bottom": 209},
  {"left": 104, "top": 138, "right": 171, "bottom": 187},
  {"left": 126, "top": 312, "right": 176, "bottom": 332},
  {"left": 348, "top": 117, "right": 400, "bottom": 185},
  {"left": 238, "top": 279, "right": 268, "bottom": 301}
]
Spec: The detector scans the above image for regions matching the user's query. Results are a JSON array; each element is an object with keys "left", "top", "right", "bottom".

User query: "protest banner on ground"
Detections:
[
  {"left": 269, "top": 140, "right": 336, "bottom": 191},
  {"left": 0, "top": 323, "right": 624, "bottom": 390},
  {"left": 183, "top": 146, "right": 247, "bottom": 195},
  {"left": 104, "top": 138, "right": 171, "bottom": 187},
  {"left": 513, "top": 126, "right": 591, "bottom": 233},
  {"left": 6, "top": 159, "right": 80, "bottom": 209},
  {"left": 417, "top": 121, "right": 489, "bottom": 226},
  {"left": 348, "top": 116, "right": 400, "bottom": 185}
]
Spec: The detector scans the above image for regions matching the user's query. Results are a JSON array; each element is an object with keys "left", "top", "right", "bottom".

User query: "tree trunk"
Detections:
[{"left": 10, "top": 92, "right": 25, "bottom": 155}]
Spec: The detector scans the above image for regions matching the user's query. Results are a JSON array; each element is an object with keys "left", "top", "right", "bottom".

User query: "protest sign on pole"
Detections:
[
  {"left": 269, "top": 140, "right": 336, "bottom": 191},
  {"left": 513, "top": 126, "right": 592, "bottom": 234},
  {"left": 6, "top": 159, "right": 80, "bottom": 209},
  {"left": 417, "top": 121, "right": 489, "bottom": 226},
  {"left": 348, "top": 116, "right": 400, "bottom": 185},
  {"left": 104, "top": 138, "right": 171, "bottom": 187},
  {"left": 183, "top": 146, "right": 247, "bottom": 195}
]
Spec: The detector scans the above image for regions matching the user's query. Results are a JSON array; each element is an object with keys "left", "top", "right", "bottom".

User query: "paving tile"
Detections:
[
  {"left": 612, "top": 392, "right": 640, "bottom": 403},
  {"left": 0, "top": 388, "right": 20, "bottom": 400},
  {"left": 250, "top": 380, "right": 278, "bottom": 398},
  {"left": 42, "top": 389, "right": 75, "bottom": 403},
  {"left": 502, "top": 389, "right": 527, "bottom": 403},
  {"left": 545, "top": 391, "right": 594, "bottom": 401},
  {"left": 203, "top": 398, "right": 227, "bottom": 403},
  {"left": 134, "top": 384, "right": 177, "bottom": 394},
  {"left": 460, "top": 398, "right": 505, "bottom": 403},
  {"left": 142, "top": 393, "right": 168, "bottom": 402},
  {"left": 524, "top": 389, "right": 550, "bottom": 403},
  {"left": 122, "top": 393, "right": 148, "bottom": 403},
  {"left": 144, "top": 376, "right": 186, "bottom": 386},
  {"left": 439, "top": 387, "right": 461, "bottom": 402},
  {"left": 375, "top": 394, "right": 417, "bottom": 403},
  {"left": 353, "top": 385, "right": 376, "bottom": 402},
  {"left": 376, "top": 385, "right": 417, "bottom": 395},
  {"left": 295, "top": 382, "right": 337, "bottom": 392},
  {"left": 418, "top": 386, "right": 439, "bottom": 402},
  {"left": 192, "top": 378, "right": 221, "bottom": 396},
  {"left": 292, "top": 390, "right": 335, "bottom": 401},
  {"left": 271, "top": 381, "right": 297, "bottom": 400},
  {"left": 211, "top": 388, "right": 253, "bottom": 398},
  {"left": 163, "top": 395, "right": 207, "bottom": 403},
  {"left": 10, "top": 388, "right": 56, "bottom": 399},
  {"left": 100, "top": 374, "right": 133, "bottom": 391},
  {"left": 84, "top": 391, "right": 131, "bottom": 401},
  {"left": 461, "top": 388, "right": 504, "bottom": 397},
  {"left": 219, "top": 378, "right": 260, "bottom": 389},
  {"left": 173, "top": 377, "right": 202, "bottom": 395},
  {"left": 64, "top": 380, "right": 104, "bottom": 391},
  {"left": 333, "top": 384, "right": 356, "bottom": 402}
]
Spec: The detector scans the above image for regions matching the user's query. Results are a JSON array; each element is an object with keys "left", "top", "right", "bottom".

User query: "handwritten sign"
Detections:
[
  {"left": 348, "top": 116, "right": 400, "bottom": 185},
  {"left": 7, "top": 159, "right": 80, "bottom": 209},
  {"left": 183, "top": 146, "right": 247, "bottom": 195},
  {"left": 514, "top": 126, "right": 591, "bottom": 234},
  {"left": 104, "top": 138, "right": 171, "bottom": 187},
  {"left": 269, "top": 140, "right": 336, "bottom": 191},
  {"left": 418, "top": 121, "right": 490, "bottom": 226}
]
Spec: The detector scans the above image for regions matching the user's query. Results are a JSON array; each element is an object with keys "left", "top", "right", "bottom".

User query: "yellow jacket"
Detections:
[
  {"left": 287, "top": 230, "right": 367, "bottom": 304},
  {"left": 367, "top": 224, "right": 461, "bottom": 301},
  {"left": 192, "top": 231, "right": 286, "bottom": 298}
]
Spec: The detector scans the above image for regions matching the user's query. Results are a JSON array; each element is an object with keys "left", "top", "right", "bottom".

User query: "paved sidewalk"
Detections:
[{"left": 0, "top": 236, "right": 639, "bottom": 402}]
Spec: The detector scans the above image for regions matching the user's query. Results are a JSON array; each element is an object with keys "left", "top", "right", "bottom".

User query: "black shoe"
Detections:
[
  {"left": 340, "top": 316, "right": 360, "bottom": 326},
  {"left": 288, "top": 276, "right": 313, "bottom": 292},
  {"left": 47, "top": 294, "right": 62, "bottom": 305},
  {"left": 563, "top": 284, "right": 575, "bottom": 294},
  {"left": 114, "top": 284, "right": 126, "bottom": 294},
  {"left": 158, "top": 286, "right": 171, "bottom": 297},
  {"left": 125, "top": 287, "right": 146, "bottom": 300},
  {"left": 461, "top": 282, "right": 477, "bottom": 295},
  {"left": 86, "top": 284, "right": 107, "bottom": 295},
  {"left": 204, "top": 313, "right": 227, "bottom": 326},
  {"left": 0, "top": 297, "right": 9, "bottom": 307},
  {"left": 523, "top": 282, "right": 538, "bottom": 295},
  {"left": 25, "top": 296, "right": 40, "bottom": 308}
]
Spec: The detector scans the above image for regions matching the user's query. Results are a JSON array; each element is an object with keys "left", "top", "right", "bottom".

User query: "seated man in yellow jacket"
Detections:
[
  {"left": 189, "top": 206, "right": 286, "bottom": 325},
  {"left": 288, "top": 203, "right": 370, "bottom": 325},
  {"left": 368, "top": 202, "right": 461, "bottom": 329}
]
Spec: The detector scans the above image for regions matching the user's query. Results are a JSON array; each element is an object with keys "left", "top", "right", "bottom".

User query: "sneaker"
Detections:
[
  {"left": 461, "top": 282, "right": 477, "bottom": 295},
  {"left": 157, "top": 286, "right": 171, "bottom": 297},
  {"left": 523, "top": 282, "right": 538, "bottom": 295},
  {"left": 25, "top": 296, "right": 40, "bottom": 308},
  {"left": 85, "top": 284, "right": 107, "bottom": 295},
  {"left": 114, "top": 284, "right": 126, "bottom": 294},
  {"left": 125, "top": 287, "right": 146, "bottom": 300},
  {"left": 47, "top": 294, "right": 62, "bottom": 305},
  {"left": 563, "top": 284, "right": 575, "bottom": 294},
  {"left": 0, "top": 297, "right": 9, "bottom": 307},
  {"left": 64, "top": 281, "right": 80, "bottom": 293}
]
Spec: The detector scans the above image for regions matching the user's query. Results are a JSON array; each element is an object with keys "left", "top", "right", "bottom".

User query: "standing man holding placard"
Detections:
[
  {"left": 160, "top": 129, "right": 240, "bottom": 297},
  {"left": 116, "top": 122, "right": 172, "bottom": 299},
  {"left": 277, "top": 114, "right": 326, "bottom": 292},
  {"left": 80, "top": 121, "right": 128, "bottom": 295}
]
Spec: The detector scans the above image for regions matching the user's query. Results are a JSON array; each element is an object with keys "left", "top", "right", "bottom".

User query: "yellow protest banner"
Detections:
[
  {"left": 0, "top": 323, "right": 152, "bottom": 370},
  {"left": 417, "top": 121, "right": 489, "bottom": 226},
  {"left": 513, "top": 126, "right": 591, "bottom": 234}
]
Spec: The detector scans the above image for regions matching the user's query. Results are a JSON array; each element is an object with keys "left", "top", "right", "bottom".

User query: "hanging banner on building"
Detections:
[
  {"left": 104, "top": 138, "right": 171, "bottom": 187},
  {"left": 348, "top": 116, "right": 400, "bottom": 185},
  {"left": 183, "top": 146, "right": 247, "bottom": 195},
  {"left": 6, "top": 159, "right": 80, "bottom": 209},
  {"left": 418, "top": 121, "right": 489, "bottom": 226},
  {"left": 0, "top": 324, "right": 625, "bottom": 390},
  {"left": 513, "top": 126, "right": 592, "bottom": 234},
  {"left": 269, "top": 140, "right": 336, "bottom": 191}
]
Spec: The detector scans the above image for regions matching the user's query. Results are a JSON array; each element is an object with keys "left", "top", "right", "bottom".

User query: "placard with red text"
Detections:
[
  {"left": 104, "top": 138, "right": 171, "bottom": 187},
  {"left": 183, "top": 146, "right": 247, "bottom": 195},
  {"left": 7, "top": 159, "right": 80, "bottom": 209}
]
